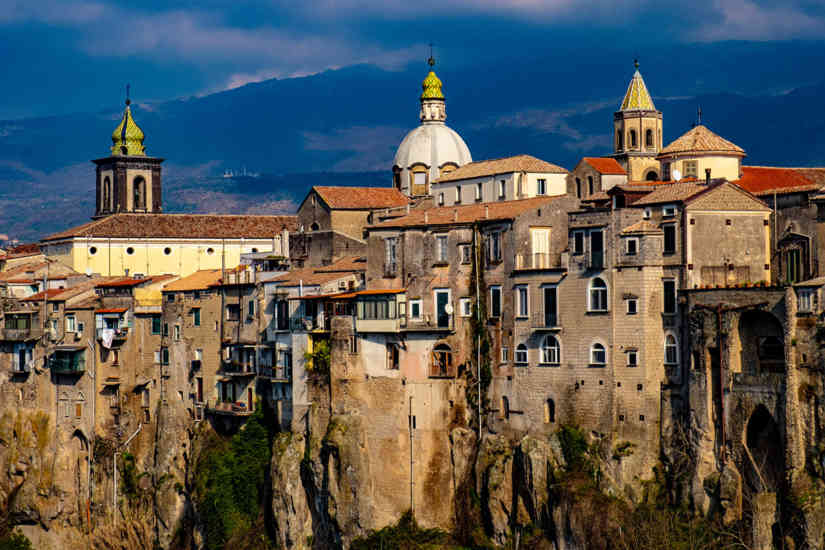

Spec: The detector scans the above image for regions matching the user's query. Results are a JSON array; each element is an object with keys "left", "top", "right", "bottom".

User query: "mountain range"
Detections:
[{"left": 2, "top": 40, "right": 825, "bottom": 242}]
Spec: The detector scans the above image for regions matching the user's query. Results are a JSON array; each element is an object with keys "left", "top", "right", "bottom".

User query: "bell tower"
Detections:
[
  {"left": 613, "top": 61, "right": 663, "bottom": 181},
  {"left": 92, "top": 87, "right": 163, "bottom": 219}
]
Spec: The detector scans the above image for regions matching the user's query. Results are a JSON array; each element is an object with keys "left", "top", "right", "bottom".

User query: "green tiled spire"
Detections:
[
  {"left": 111, "top": 96, "right": 146, "bottom": 156},
  {"left": 420, "top": 56, "right": 445, "bottom": 101},
  {"left": 620, "top": 60, "right": 656, "bottom": 111}
]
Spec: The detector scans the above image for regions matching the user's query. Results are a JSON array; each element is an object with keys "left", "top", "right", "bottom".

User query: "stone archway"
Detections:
[
  {"left": 737, "top": 310, "right": 785, "bottom": 374},
  {"left": 744, "top": 405, "right": 783, "bottom": 494}
]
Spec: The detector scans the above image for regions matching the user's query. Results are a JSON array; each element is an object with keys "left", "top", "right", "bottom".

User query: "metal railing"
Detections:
[{"left": 514, "top": 253, "right": 559, "bottom": 270}]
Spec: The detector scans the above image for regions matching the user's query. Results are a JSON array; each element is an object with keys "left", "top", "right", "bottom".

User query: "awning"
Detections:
[{"left": 96, "top": 307, "right": 128, "bottom": 314}]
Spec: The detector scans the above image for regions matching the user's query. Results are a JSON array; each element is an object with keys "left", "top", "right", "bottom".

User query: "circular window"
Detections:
[
  {"left": 89, "top": 246, "right": 97, "bottom": 255},
  {"left": 251, "top": 248, "right": 258, "bottom": 253},
  {"left": 126, "top": 247, "right": 134, "bottom": 255},
  {"left": 206, "top": 248, "right": 214, "bottom": 255},
  {"left": 163, "top": 247, "right": 172, "bottom": 255}
]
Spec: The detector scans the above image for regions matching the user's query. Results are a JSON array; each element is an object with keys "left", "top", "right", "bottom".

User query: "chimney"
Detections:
[
  {"left": 705, "top": 168, "right": 711, "bottom": 186},
  {"left": 454, "top": 209, "right": 458, "bottom": 222}
]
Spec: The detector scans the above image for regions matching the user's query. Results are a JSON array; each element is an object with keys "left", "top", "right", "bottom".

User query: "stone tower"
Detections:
[
  {"left": 92, "top": 93, "right": 163, "bottom": 219},
  {"left": 612, "top": 61, "right": 662, "bottom": 181}
]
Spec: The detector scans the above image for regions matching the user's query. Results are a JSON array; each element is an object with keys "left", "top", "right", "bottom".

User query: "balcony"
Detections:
[
  {"left": 514, "top": 253, "right": 560, "bottom": 271},
  {"left": 356, "top": 317, "right": 405, "bottom": 333},
  {"left": 221, "top": 361, "right": 256, "bottom": 376},
  {"left": 96, "top": 327, "right": 129, "bottom": 343},
  {"left": 257, "top": 365, "right": 291, "bottom": 382},
  {"left": 50, "top": 348, "right": 86, "bottom": 375},
  {"left": 1, "top": 319, "right": 41, "bottom": 341},
  {"left": 586, "top": 251, "right": 604, "bottom": 271},
  {"left": 404, "top": 314, "right": 454, "bottom": 333},
  {"left": 207, "top": 401, "right": 254, "bottom": 417}
]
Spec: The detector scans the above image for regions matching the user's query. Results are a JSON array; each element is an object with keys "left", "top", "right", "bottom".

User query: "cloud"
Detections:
[
  {"left": 694, "top": 0, "right": 825, "bottom": 41},
  {"left": 0, "top": 0, "right": 105, "bottom": 25}
]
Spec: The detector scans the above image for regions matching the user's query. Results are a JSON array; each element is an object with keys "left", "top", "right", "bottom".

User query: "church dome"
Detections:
[{"left": 392, "top": 57, "right": 471, "bottom": 197}]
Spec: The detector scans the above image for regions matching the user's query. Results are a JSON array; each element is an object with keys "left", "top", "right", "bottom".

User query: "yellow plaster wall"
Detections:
[{"left": 663, "top": 155, "right": 741, "bottom": 181}]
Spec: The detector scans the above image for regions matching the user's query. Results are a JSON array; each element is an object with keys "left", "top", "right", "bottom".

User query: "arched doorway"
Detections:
[{"left": 744, "top": 405, "right": 783, "bottom": 493}]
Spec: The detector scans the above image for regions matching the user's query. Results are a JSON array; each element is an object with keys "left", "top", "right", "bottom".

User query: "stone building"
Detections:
[
  {"left": 431, "top": 154, "right": 569, "bottom": 207},
  {"left": 657, "top": 124, "right": 745, "bottom": 182},
  {"left": 612, "top": 61, "right": 663, "bottom": 181},
  {"left": 568, "top": 157, "right": 628, "bottom": 200}
]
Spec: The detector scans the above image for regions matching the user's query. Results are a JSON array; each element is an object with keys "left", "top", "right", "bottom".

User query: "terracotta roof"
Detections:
[
  {"left": 23, "top": 288, "right": 66, "bottom": 301},
  {"left": 162, "top": 270, "right": 222, "bottom": 292},
  {"left": 659, "top": 125, "right": 745, "bottom": 157},
  {"left": 369, "top": 196, "right": 564, "bottom": 229},
  {"left": 582, "top": 191, "right": 610, "bottom": 202},
  {"left": 311, "top": 186, "right": 410, "bottom": 210},
  {"left": 631, "top": 183, "right": 708, "bottom": 206},
  {"left": 622, "top": 220, "right": 662, "bottom": 234},
  {"left": 435, "top": 155, "right": 567, "bottom": 183},
  {"left": 270, "top": 266, "right": 357, "bottom": 287},
  {"left": 96, "top": 307, "right": 128, "bottom": 314},
  {"left": 42, "top": 213, "right": 298, "bottom": 242},
  {"left": 315, "top": 256, "right": 367, "bottom": 273},
  {"left": 582, "top": 157, "right": 626, "bottom": 175},
  {"left": 736, "top": 166, "right": 824, "bottom": 197},
  {"left": 293, "top": 288, "right": 405, "bottom": 301},
  {"left": 1, "top": 243, "right": 41, "bottom": 259},
  {"left": 96, "top": 277, "right": 151, "bottom": 288}
]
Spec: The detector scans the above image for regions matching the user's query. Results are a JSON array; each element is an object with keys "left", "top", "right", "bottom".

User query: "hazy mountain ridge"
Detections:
[{"left": 2, "top": 42, "right": 825, "bottom": 242}]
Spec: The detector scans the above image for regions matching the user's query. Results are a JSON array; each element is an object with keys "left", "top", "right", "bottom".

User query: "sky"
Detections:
[{"left": 3, "top": 0, "right": 825, "bottom": 120}]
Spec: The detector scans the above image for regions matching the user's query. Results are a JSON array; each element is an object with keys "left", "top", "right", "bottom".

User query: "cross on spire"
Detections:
[
  {"left": 428, "top": 43, "right": 435, "bottom": 67},
  {"left": 126, "top": 83, "right": 131, "bottom": 106},
  {"left": 697, "top": 105, "right": 703, "bottom": 125}
]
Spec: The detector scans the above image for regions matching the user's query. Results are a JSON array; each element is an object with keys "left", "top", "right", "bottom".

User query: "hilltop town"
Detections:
[{"left": 2, "top": 59, "right": 825, "bottom": 549}]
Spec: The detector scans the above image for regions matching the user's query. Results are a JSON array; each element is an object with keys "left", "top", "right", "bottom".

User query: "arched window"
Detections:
[
  {"left": 616, "top": 130, "right": 623, "bottom": 150},
  {"left": 645, "top": 129, "right": 654, "bottom": 148},
  {"left": 645, "top": 170, "right": 658, "bottom": 181},
  {"left": 103, "top": 177, "right": 111, "bottom": 210},
  {"left": 133, "top": 176, "right": 146, "bottom": 209},
  {"left": 310, "top": 222, "right": 320, "bottom": 231},
  {"left": 431, "top": 343, "right": 453, "bottom": 377},
  {"left": 590, "top": 342, "right": 606, "bottom": 365},
  {"left": 629, "top": 129, "right": 637, "bottom": 148},
  {"left": 544, "top": 398, "right": 555, "bottom": 423},
  {"left": 665, "top": 334, "right": 678, "bottom": 365},
  {"left": 515, "top": 343, "right": 528, "bottom": 365},
  {"left": 575, "top": 178, "right": 582, "bottom": 199},
  {"left": 589, "top": 278, "right": 608, "bottom": 312},
  {"left": 541, "top": 335, "right": 560, "bottom": 365},
  {"left": 500, "top": 396, "right": 510, "bottom": 419},
  {"left": 588, "top": 176, "right": 594, "bottom": 196}
]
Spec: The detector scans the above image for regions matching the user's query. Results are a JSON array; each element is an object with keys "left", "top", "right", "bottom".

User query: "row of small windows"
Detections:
[
  {"left": 437, "top": 178, "right": 548, "bottom": 205},
  {"left": 506, "top": 334, "right": 679, "bottom": 367},
  {"left": 572, "top": 225, "right": 677, "bottom": 257},
  {"left": 101, "top": 176, "right": 148, "bottom": 210},
  {"left": 87, "top": 246, "right": 252, "bottom": 256},
  {"left": 616, "top": 128, "right": 657, "bottom": 150}
]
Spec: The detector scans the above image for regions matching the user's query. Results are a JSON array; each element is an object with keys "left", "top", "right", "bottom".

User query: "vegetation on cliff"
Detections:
[{"left": 191, "top": 405, "right": 275, "bottom": 550}]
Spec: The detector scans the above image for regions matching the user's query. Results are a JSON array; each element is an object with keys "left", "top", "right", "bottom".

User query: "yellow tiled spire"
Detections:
[
  {"left": 620, "top": 60, "right": 656, "bottom": 111},
  {"left": 111, "top": 91, "right": 146, "bottom": 156},
  {"left": 420, "top": 55, "right": 445, "bottom": 101}
]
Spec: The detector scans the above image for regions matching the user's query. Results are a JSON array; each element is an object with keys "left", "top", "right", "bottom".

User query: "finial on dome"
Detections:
[
  {"left": 634, "top": 58, "right": 639, "bottom": 70},
  {"left": 428, "top": 43, "right": 435, "bottom": 67},
  {"left": 126, "top": 83, "right": 131, "bottom": 106}
]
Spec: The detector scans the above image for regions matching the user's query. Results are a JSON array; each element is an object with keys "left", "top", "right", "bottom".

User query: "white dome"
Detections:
[{"left": 393, "top": 123, "right": 472, "bottom": 196}]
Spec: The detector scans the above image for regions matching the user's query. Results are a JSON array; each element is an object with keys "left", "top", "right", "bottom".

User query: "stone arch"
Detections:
[
  {"left": 744, "top": 405, "right": 783, "bottom": 493},
  {"left": 644, "top": 169, "right": 658, "bottom": 181},
  {"left": 737, "top": 310, "right": 785, "bottom": 374},
  {"left": 133, "top": 175, "right": 146, "bottom": 209},
  {"left": 72, "top": 429, "right": 88, "bottom": 452}
]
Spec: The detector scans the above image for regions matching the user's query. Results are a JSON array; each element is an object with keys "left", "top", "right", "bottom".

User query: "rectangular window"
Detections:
[
  {"left": 78, "top": 321, "right": 85, "bottom": 334},
  {"left": 386, "top": 343, "right": 400, "bottom": 370},
  {"left": 590, "top": 230, "right": 604, "bottom": 269},
  {"left": 226, "top": 304, "right": 240, "bottom": 321},
  {"left": 385, "top": 237, "right": 398, "bottom": 274},
  {"left": 349, "top": 336, "right": 358, "bottom": 354},
  {"left": 476, "top": 182, "right": 483, "bottom": 201},
  {"left": 537, "top": 178, "right": 546, "bottom": 195},
  {"left": 436, "top": 235, "right": 448, "bottom": 262},
  {"left": 627, "top": 350, "right": 638, "bottom": 367},
  {"left": 543, "top": 286, "right": 558, "bottom": 327},
  {"left": 663, "top": 224, "right": 676, "bottom": 254},
  {"left": 459, "top": 297, "right": 472, "bottom": 317},
  {"left": 627, "top": 298, "right": 638, "bottom": 314},
  {"left": 248, "top": 300, "right": 255, "bottom": 317},
  {"left": 409, "top": 300, "right": 422, "bottom": 320},
  {"left": 515, "top": 346, "right": 528, "bottom": 364},
  {"left": 195, "top": 349, "right": 203, "bottom": 361},
  {"left": 662, "top": 205, "right": 676, "bottom": 217},
  {"left": 490, "top": 286, "right": 502, "bottom": 318},
  {"left": 798, "top": 289, "right": 815, "bottom": 313},
  {"left": 498, "top": 180, "right": 506, "bottom": 199},
  {"left": 65, "top": 315, "right": 76, "bottom": 333},
  {"left": 501, "top": 346, "right": 509, "bottom": 363},
  {"left": 52, "top": 302, "right": 59, "bottom": 312},
  {"left": 161, "top": 347, "right": 169, "bottom": 365},
  {"left": 174, "top": 325, "right": 181, "bottom": 340},
  {"left": 663, "top": 279, "right": 677, "bottom": 314},
  {"left": 193, "top": 308, "right": 201, "bottom": 326},
  {"left": 151, "top": 315, "right": 161, "bottom": 335},
  {"left": 154, "top": 350, "right": 161, "bottom": 364},
  {"left": 662, "top": 162, "right": 671, "bottom": 181},
  {"left": 626, "top": 238, "right": 638, "bottom": 255},
  {"left": 573, "top": 231, "right": 584, "bottom": 255},
  {"left": 487, "top": 232, "right": 502, "bottom": 263},
  {"left": 456, "top": 186, "right": 462, "bottom": 203},
  {"left": 460, "top": 244, "right": 472, "bottom": 264},
  {"left": 438, "top": 192, "right": 444, "bottom": 206},
  {"left": 516, "top": 286, "right": 529, "bottom": 318},
  {"left": 683, "top": 160, "right": 698, "bottom": 178}
]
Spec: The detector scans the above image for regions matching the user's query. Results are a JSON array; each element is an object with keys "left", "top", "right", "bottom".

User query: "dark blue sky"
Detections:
[{"left": 3, "top": 0, "right": 825, "bottom": 120}]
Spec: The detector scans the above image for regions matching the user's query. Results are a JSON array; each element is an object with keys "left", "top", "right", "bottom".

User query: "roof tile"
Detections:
[
  {"left": 659, "top": 125, "right": 745, "bottom": 157},
  {"left": 736, "top": 166, "right": 824, "bottom": 196},
  {"left": 582, "top": 157, "right": 626, "bottom": 175},
  {"left": 435, "top": 155, "right": 567, "bottom": 183},
  {"left": 312, "top": 187, "right": 410, "bottom": 210}
]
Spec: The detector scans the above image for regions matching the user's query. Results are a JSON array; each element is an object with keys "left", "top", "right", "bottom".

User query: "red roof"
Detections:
[
  {"left": 96, "top": 278, "right": 150, "bottom": 288},
  {"left": 23, "top": 288, "right": 66, "bottom": 301},
  {"left": 95, "top": 307, "right": 128, "bottom": 314},
  {"left": 311, "top": 186, "right": 411, "bottom": 210},
  {"left": 2, "top": 243, "right": 41, "bottom": 259},
  {"left": 582, "top": 157, "right": 626, "bottom": 175},
  {"left": 735, "top": 166, "right": 822, "bottom": 197}
]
